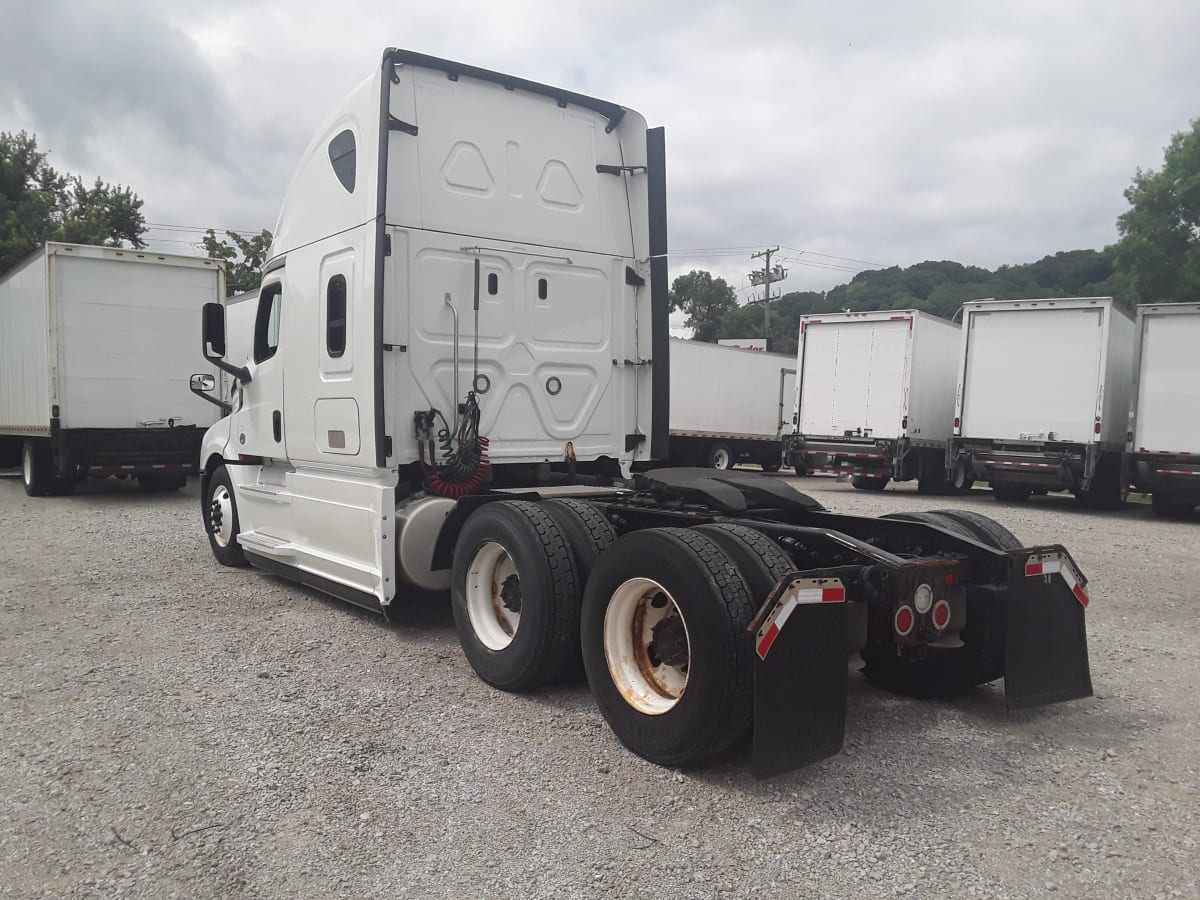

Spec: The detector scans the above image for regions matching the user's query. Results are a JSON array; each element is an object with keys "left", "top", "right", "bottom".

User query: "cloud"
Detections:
[{"left": 2, "top": 0, "right": 1198, "bottom": 289}]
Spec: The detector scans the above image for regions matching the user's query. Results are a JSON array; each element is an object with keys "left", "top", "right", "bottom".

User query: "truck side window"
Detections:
[
  {"left": 328, "top": 129, "right": 356, "bottom": 193},
  {"left": 327, "top": 275, "right": 347, "bottom": 358},
  {"left": 254, "top": 284, "right": 282, "bottom": 363}
]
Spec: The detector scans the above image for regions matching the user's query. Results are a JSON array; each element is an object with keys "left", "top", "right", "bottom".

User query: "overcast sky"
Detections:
[{"left": 2, "top": 0, "right": 1198, "bottom": 302}]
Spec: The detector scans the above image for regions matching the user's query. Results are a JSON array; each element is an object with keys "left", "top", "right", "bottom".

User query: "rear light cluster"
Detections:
[{"left": 893, "top": 582, "right": 953, "bottom": 637}]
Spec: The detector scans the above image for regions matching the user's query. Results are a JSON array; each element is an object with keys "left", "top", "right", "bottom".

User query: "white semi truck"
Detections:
[
  {"left": 192, "top": 49, "right": 1094, "bottom": 778},
  {"left": 950, "top": 297, "right": 1134, "bottom": 506},
  {"left": 0, "top": 243, "right": 225, "bottom": 494},
  {"left": 667, "top": 338, "right": 795, "bottom": 471},
  {"left": 1127, "top": 302, "right": 1200, "bottom": 517},
  {"left": 784, "top": 310, "right": 960, "bottom": 492}
]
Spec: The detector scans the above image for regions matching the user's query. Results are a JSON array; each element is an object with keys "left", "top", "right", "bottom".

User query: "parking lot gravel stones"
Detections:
[{"left": 1, "top": 473, "right": 1198, "bottom": 898}]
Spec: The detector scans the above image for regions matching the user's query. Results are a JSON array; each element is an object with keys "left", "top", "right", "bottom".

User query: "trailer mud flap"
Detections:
[
  {"left": 1004, "top": 549, "right": 1092, "bottom": 710},
  {"left": 750, "top": 574, "right": 850, "bottom": 779}
]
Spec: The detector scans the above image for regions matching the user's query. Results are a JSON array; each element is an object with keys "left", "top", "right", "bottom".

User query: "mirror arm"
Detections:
[
  {"left": 190, "top": 384, "right": 232, "bottom": 416},
  {"left": 208, "top": 357, "right": 252, "bottom": 384}
]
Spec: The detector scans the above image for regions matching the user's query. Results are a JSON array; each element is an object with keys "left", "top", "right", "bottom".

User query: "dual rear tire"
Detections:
[{"left": 449, "top": 501, "right": 790, "bottom": 768}]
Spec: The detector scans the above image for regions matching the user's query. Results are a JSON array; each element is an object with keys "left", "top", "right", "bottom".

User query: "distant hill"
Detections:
[{"left": 719, "top": 248, "right": 1134, "bottom": 356}]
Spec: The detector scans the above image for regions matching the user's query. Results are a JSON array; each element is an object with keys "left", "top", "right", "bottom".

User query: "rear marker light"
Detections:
[
  {"left": 1094, "top": 418, "right": 1102, "bottom": 435},
  {"left": 913, "top": 583, "right": 933, "bottom": 614},
  {"left": 954, "top": 417, "right": 961, "bottom": 429},
  {"left": 943, "top": 571, "right": 956, "bottom": 588},
  {"left": 894, "top": 605, "right": 915, "bottom": 637},
  {"left": 931, "top": 600, "right": 951, "bottom": 631}
]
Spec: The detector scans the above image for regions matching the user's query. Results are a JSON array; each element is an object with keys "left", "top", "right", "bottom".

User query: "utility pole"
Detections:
[{"left": 749, "top": 247, "right": 786, "bottom": 349}]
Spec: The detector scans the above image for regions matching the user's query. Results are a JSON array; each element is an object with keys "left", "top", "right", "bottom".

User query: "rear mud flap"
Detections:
[
  {"left": 1004, "top": 548, "right": 1093, "bottom": 709},
  {"left": 750, "top": 573, "right": 852, "bottom": 780}
]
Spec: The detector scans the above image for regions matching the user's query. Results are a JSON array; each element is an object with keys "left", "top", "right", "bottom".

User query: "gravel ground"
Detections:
[{"left": 2, "top": 471, "right": 1198, "bottom": 899}]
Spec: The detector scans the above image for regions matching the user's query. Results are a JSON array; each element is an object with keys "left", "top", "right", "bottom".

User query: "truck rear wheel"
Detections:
[
  {"left": 851, "top": 475, "right": 889, "bottom": 491},
  {"left": 21, "top": 440, "right": 65, "bottom": 497},
  {"left": 991, "top": 483, "right": 1030, "bottom": 502},
  {"left": 581, "top": 528, "right": 755, "bottom": 767},
  {"left": 1152, "top": 493, "right": 1197, "bottom": 518},
  {"left": 864, "top": 510, "right": 1018, "bottom": 697},
  {"left": 203, "top": 466, "right": 248, "bottom": 567},
  {"left": 139, "top": 472, "right": 188, "bottom": 492},
  {"left": 694, "top": 524, "right": 793, "bottom": 610},
  {"left": 707, "top": 444, "right": 734, "bottom": 470},
  {"left": 451, "top": 500, "right": 580, "bottom": 691}
]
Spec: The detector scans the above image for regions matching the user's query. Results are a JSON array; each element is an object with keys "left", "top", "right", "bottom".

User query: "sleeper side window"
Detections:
[
  {"left": 327, "top": 275, "right": 347, "bottom": 358},
  {"left": 254, "top": 283, "right": 282, "bottom": 364},
  {"left": 328, "top": 129, "right": 356, "bottom": 193}
]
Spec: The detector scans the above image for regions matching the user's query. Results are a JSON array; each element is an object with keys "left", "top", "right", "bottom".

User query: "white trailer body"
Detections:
[
  {"left": 785, "top": 310, "right": 959, "bottom": 491},
  {"left": 1128, "top": 302, "right": 1200, "bottom": 516},
  {"left": 0, "top": 243, "right": 224, "bottom": 492},
  {"left": 951, "top": 297, "right": 1134, "bottom": 503},
  {"left": 667, "top": 338, "right": 794, "bottom": 470}
]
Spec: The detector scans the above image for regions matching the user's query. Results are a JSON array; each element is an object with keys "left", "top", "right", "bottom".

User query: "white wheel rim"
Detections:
[
  {"left": 466, "top": 541, "right": 521, "bottom": 651},
  {"left": 209, "top": 485, "right": 234, "bottom": 547},
  {"left": 603, "top": 578, "right": 691, "bottom": 715},
  {"left": 712, "top": 448, "right": 731, "bottom": 470},
  {"left": 22, "top": 446, "right": 32, "bottom": 487}
]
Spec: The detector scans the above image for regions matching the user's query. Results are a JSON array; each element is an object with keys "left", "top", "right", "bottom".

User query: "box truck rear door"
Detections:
[
  {"left": 1136, "top": 311, "right": 1200, "bottom": 452},
  {"left": 961, "top": 307, "right": 1102, "bottom": 443},
  {"left": 799, "top": 318, "right": 908, "bottom": 438}
]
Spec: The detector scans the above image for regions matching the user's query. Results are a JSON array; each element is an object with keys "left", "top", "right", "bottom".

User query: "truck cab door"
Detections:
[{"left": 234, "top": 281, "right": 287, "bottom": 459}]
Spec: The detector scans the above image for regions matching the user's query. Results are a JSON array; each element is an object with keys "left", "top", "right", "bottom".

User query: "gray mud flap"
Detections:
[
  {"left": 750, "top": 574, "right": 851, "bottom": 779},
  {"left": 1004, "top": 548, "right": 1093, "bottom": 709}
]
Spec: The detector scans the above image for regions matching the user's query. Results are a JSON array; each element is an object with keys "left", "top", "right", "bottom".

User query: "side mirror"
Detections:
[
  {"left": 200, "top": 302, "right": 252, "bottom": 384},
  {"left": 202, "top": 302, "right": 226, "bottom": 359},
  {"left": 190, "top": 372, "right": 230, "bottom": 414},
  {"left": 190, "top": 373, "right": 216, "bottom": 392}
]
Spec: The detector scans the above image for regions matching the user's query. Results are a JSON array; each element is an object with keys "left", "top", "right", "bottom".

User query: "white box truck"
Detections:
[
  {"left": 667, "top": 338, "right": 795, "bottom": 470},
  {"left": 1127, "top": 302, "right": 1200, "bottom": 517},
  {"left": 784, "top": 310, "right": 960, "bottom": 492},
  {"left": 950, "top": 297, "right": 1134, "bottom": 506},
  {"left": 190, "top": 49, "right": 1094, "bottom": 778},
  {"left": 0, "top": 243, "right": 225, "bottom": 495}
]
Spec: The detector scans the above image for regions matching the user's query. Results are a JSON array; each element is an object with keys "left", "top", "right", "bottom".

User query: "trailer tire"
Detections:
[
  {"left": 138, "top": 472, "right": 188, "bottom": 492},
  {"left": 863, "top": 510, "right": 1013, "bottom": 697},
  {"left": 760, "top": 459, "right": 782, "bottom": 473},
  {"left": 451, "top": 500, "right": 580, "bottom": 692},
  {"left": 21, "top": 440, "right": 55, "bottom": 497},
  {"left": 1152, "top": 493, "right": 1197, "bottom": 518},
  {"left": 950, "top": 459, "right": 975, "bottom": 494},
  {"left": 991, "top": 483, "right": 1030, "bottom": 502},
  {"left": 707, "top": 444, "right": 734, "bottom": 470},
  {"left": 581, "top": 528, "right": 755, "bottom": 767},
  {"left": 203, "top": 465, "right": 248, "bottom": 567},
  {"left": 695, "top": 524, "right": 793, "bottom": 611},
  {"left": 851, "top": 475, "right": 889, "bottom": 491},
  {"left": 792, "top": 464, "right": 809, "bottom": 477}
]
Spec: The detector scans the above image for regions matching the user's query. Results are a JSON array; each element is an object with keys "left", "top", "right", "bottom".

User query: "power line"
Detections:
[{"left": 780, "top": 245, "right": 889, "bottom": 268}]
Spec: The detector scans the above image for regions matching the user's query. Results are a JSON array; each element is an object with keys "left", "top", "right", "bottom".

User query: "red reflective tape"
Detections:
[
  {"left": 757, "top": 622, "right": 781, "bottom": 659},
  {"left": 1072, "top": 583, "right": 1090, "bottom": 608},
  {"left": 1025, "top": 562, "right": 1043, "bottom": 576},
  {"left": 821, "top": 586, "right": 846, "bottom": 603}
]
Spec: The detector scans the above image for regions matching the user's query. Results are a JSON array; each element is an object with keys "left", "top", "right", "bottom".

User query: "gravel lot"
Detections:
[{"left": 2, "top": 471, "right": 1198, "bottom": 898}]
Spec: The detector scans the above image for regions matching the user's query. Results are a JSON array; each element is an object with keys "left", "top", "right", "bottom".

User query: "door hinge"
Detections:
[
  {"left": 597, "top": 164, "right": 647, "bottom": 176},
  {"left": 384, "top": 435, "right": 393, "bottom": 457},
  {"left": 615, "top": 358, "right": 652, "bottom": 366},
  {"left": 384, "top": 233, "right": 392, "bottom": 256},
  {"left": 382, "top": 343, "right": 407, "bottom": 352},
  {"left": 625, "top": 266, "right": 645, "bottom": 287}
]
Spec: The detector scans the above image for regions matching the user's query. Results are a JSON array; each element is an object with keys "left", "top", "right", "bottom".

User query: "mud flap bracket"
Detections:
[
  {"left": 1004, "top": 547, "right": 1093, "bottom": 709},
  {"left": 750, "top": 570, "right": 855, "bottom": 779}
]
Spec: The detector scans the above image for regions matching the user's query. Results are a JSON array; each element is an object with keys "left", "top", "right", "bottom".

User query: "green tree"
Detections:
[
  {"left": 1116, "top": 119, "right": 1200, "bottom": 304},
  {"left": 201, "top": 228, "right": 273, "bottom": 294},
  {"left": 0, "top": 131, "right": 146, "bottom": 274},
  {"left": 669, "top": 269, "right": 737, "bottom": 341}
]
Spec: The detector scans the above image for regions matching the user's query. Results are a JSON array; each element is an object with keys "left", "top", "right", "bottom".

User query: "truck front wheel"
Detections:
[
  {"left": 707, "top": 444, "right": 734, "bottom": 470},
  {"left": 450, "top": 500, "right": 580, "bottom": 691},
  {"left": 203, "top": 466, "right": 248, "bottom": 567},
  {"left": 21, "top": 440, "right": 65, "bottom": 497},
  {"left": 581, "top": 528, "right": 755, "bottom": 767}
]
